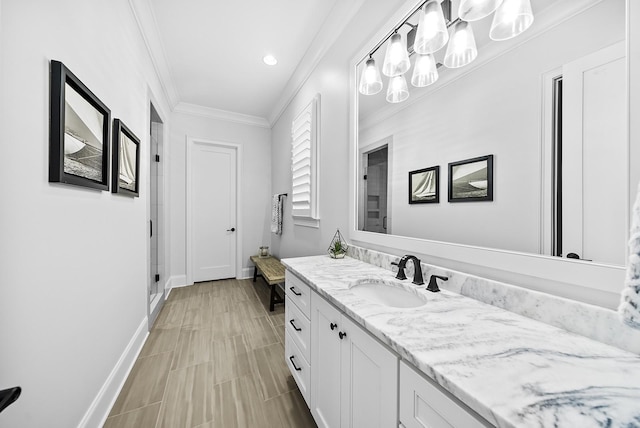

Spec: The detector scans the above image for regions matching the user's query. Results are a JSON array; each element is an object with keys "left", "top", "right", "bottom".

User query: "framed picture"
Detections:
[
  {"left": 49, "top": 60, "right": 111, "bottom": 190},
  {"left": 112, "top": 119, "right": 141, "bottom": 197},
  {"left": 409, "top": 166, "right": 440, "bottom": 204},
  {"left": 448, "top": 155, "right": 493, "bottom": 202}
]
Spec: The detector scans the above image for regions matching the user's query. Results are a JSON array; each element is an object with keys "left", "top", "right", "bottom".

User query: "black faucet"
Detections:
[
  {"left": 427, "top": 275, "right": 448, "bottom": 293},
  {"left": 391, "top": 255, "right": 424, "bottom": 285}
]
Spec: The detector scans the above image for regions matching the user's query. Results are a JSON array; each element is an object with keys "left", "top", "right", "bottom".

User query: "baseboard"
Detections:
[
  {"left": 240, "top": 267, "right": 254, "bottom": 279},
  {"left": 170, "top": 274, "right": 187, "bottom": 289},
  {"left": 77, "top": 318, "right": 148, "bottom": 428}
]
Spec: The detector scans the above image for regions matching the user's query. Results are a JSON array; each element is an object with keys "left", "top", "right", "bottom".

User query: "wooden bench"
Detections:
[{"left": 250, "top": 255, "right": 285, "bottom": 311}]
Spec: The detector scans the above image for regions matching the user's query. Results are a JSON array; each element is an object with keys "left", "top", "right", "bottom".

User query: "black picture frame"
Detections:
[
  {"left": 112, "top": 119, "right": 141, "bottom": 197},
  {"left": 409, "top": 166, "right": 440, "bottom": 204},
  {"left": 49, "top": 60, "right": 111, "bottom": 190},
  {"left": 448, "top": 155, "right": 494, "bottom": 202}
]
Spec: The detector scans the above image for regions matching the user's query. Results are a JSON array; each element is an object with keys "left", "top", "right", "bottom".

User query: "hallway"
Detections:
[{"left": 105, "top": 279, "right": 316, "bottom": 428}]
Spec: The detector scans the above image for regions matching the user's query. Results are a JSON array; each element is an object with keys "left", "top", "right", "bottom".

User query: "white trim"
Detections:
[
  {"left": 127, "top": 0, "right": 179, "bottom": 108},
  {"left": 267, "top": 0, "right": 366, "bottom": 126},
  {"left": 174, "top": 102, "right": 270, "bottom": 128},
  {"left": 186, "top": 137, "right": 243, "bottom": 284},
  {"left": 348, "top": 0, "right": 628, "bottom": 307},
  {"left": 293, "top": 217, "right": 321, "bottom": 228},
  {"left": 240, "top": 267, "right": 254, "bottom": 280},
  {"left": 168, "top": 274, "right": 187, "bottom": 290},
  {"left": 539, "top": 67, "right": 563, "bottom": 258},
  {"left": 78, "top": 318, "right": 148, "bottom": 428}
]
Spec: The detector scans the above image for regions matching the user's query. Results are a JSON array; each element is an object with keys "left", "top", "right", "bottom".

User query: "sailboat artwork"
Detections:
[
  {"left": 448, "top": 155, "right": 494, "bottom": 202},
  {"left": 409, "top": 166, "right": 440, "bottom": 204},
  {"left": 63, "top": 82, "right": 106, "bottom": 183}
]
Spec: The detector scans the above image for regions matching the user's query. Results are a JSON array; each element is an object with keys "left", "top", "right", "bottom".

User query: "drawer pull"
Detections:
[
  {"left": 289, "top": 355, "right": 302, "bottom": 371},
  {"left": 289, "top": 319, "right": 302, "bottom": 331},
  {"left": 330, "top": 322, "right": 338, "bottom": 330},
  {"left": 339, "top": 331, "right": 347, "bottom": 340},
  {"left": 289, "top": 286, "right": 302, "bottom": 296}
]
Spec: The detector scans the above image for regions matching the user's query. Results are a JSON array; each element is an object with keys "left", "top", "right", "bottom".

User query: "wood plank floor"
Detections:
[{"left": 105, "top": 278, "right": 316, "bottom": 428}]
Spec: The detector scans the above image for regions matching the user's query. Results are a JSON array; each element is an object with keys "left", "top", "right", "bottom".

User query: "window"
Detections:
[{"left": 291, "top": 94, "right": 320, "bottom": 227}]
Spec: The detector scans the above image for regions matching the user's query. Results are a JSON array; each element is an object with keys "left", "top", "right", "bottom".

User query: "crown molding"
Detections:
[
  {"left": 128, "top": 0, "right": 180, "bottom": 109},
  {"left": 267, "top": 0, "right": 367, "bottom": 126},
  {"left": 174, "top": 102, "right": 271, "bottom": 128}
]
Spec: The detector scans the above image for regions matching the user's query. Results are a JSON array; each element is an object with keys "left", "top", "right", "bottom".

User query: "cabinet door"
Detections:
[
  {"left": 311, "top": 292, "right": 342, "bottom": 428},
  {"left": 340, "top": 315, "right": 398, "bottom": 428},
  {"left": 399, "top": 361, "right": 491, "bottom": 428}
]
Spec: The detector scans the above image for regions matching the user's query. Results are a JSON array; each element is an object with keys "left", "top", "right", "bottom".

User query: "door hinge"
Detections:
[
  {"left": 155, "top": 274, "right": 160, "bottom": 283},
  {"left": 155, "top": 154, "right": 160, "bottom": 162}
]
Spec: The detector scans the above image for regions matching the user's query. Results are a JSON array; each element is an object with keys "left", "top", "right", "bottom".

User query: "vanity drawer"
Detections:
[
  {"left": 285, "top": 270, "right": 311, "bottom": 318},
  {"left": 285, "top": 296, "right": 311, "bottom": 363},
  {"left": 285, "top": 330, "right": 310, "bottom": 407}
]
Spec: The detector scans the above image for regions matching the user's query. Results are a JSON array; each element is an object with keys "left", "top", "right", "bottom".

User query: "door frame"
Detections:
[
  {"left": 186, "top": 136, "right": 243, "bottom": 285},
  {"left": 358, "top": 136, "right": 393, "bottom": 234}
]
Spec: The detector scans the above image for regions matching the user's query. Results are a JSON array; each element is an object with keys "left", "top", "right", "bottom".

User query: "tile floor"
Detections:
[{"left": 104, "top": 278, "right": 316, "bottom": 428}]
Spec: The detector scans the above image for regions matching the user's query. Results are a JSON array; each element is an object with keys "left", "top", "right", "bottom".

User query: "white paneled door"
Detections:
[
  {"left": 190, "top": 141, "right": 237, "bottom": 282},
  {"left": 562, "top": 41, "right": 626, "bottom": 265}
]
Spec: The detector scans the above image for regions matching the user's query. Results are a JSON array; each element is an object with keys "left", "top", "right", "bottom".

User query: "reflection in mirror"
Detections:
[{"left": 356, "top": 0, "right": 627, "bottom": 266}]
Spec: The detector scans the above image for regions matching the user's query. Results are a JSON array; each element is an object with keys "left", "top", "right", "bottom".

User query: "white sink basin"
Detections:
[{"left": 349, "top": 280, "right": 427, "bottom": 308}]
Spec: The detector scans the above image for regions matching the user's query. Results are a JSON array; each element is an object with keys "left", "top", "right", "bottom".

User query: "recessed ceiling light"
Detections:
[{"left": 263, "top": 55, "right": 278, "bottom": 66}]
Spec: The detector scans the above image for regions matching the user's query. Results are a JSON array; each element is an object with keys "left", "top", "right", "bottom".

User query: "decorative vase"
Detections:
[{"left": 258, "top": 246, "right": 269, "bottom": 258}]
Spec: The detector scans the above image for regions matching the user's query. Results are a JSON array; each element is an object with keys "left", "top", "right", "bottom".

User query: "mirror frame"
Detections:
[{"left": 349, "top": 0, "right": 636, "bottom": 307}]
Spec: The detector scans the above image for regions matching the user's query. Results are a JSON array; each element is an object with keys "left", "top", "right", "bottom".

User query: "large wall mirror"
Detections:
[{"left": 350, "top": 0, "right": 633, "bottom": 307}]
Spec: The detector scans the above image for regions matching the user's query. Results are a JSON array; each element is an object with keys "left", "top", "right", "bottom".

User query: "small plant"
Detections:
[
  {"left": 330, "top": 240, "right": 345, "bottom": 255},
  {"left": 327, "top": 229, "right": 348, "bottom": 259}
]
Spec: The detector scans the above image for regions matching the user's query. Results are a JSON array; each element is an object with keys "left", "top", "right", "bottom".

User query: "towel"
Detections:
[
  {"left": 271, "top": 194, "right": 283, "bottom": 235},
  {"left": 619, "top": 181, "right": 640, "bottom": 328}
]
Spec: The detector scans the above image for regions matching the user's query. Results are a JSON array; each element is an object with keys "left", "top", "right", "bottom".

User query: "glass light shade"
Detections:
[
  {"left": 382, "top": 33, "right": 411, "bottom": 77},
  {"left": 459, "top": 0, "right": 504, "bottom": 22},
  {"left": 411, "top": 54, "right": 439, "bottom": 87},
  {"left": 386, "top": 75, "right": 409, "bottom": 103},
  {"left": 444, "top": 21, "right": 478, "bottom": 68},
  {"left": 490, "top": 0, "right": 534, "bottom": 41},
  {"left": 413, "top": 0, "right": 449, "bottom": 54},
  {"left": 358, "top": 58, "right": 383, "bottom": 95}
]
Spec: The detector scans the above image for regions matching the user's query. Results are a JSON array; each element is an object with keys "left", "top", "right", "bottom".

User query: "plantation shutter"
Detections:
[{"left": 291, "top": 95, "right": 319, "bottom": 223}]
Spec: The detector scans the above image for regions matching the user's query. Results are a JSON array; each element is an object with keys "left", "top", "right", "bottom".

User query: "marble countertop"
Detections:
[{"left": 281, "top": 255, "right": 640, "bottom": 428}]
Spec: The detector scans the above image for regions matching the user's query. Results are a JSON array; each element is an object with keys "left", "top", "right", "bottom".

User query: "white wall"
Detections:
[
  {"left": 0, "top": 1, "right": 170, "bottom": 427},
  {"left": 270, "top": 0, "right": 408, "bottom": 259},
  {"left": 169, "top": 111, "right": 272, "bottom": 280},
  {"left": 359, "top": 0, "right": 624, "bottom": 255}
]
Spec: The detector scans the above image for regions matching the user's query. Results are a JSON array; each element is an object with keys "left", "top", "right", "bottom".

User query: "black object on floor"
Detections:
[{"left": 0, "top": 387, "right": 21, "bottom": 413}]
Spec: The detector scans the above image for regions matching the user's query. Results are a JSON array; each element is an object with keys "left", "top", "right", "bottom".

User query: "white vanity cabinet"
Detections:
[
  {"left": 399, "top": 361, "right": 492, "bottom": 428},
  {"left": 285, "top": 271, "right": 312, "bottom": 405},
  {"left": 310, "top": 290, "right": 398, "bottom": 428}
]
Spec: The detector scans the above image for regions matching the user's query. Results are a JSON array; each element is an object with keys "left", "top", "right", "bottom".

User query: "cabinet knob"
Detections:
[
  {"left": 339, "top": 331, "right": 347, "bottom": 340},
  {"left": 330, "top": 322, "right": 338, "bottom": 330}
]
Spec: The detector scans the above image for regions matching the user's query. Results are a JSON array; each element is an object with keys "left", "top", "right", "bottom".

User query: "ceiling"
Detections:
[{"left": 144, "top": 0, "right": 342, "bottom": 123}]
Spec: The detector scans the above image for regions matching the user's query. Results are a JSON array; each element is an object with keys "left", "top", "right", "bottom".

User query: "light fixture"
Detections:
[
  {"left": 382, "top": 32, "right": 411, "bottom": 77},
  {"left": 411, "top": 54, "right": 439, "bottom": 87},
  {"left": 444, "top": 21, "right": 478, "bottom": 68},
  {"left": 413, "top": 0, "right": 449, "bottom": 54},
  {"left": 359, "top": 57, "right": 383, "bottom": 95},
  {"left": 263, "top": 55, "right": 278, "bottom": 66},
  {"left": 459, "top": 0, "right": 504, "bottom": 22},
  {"left": 490, "top": 0, "right": 534, "bottom": 41},
  {"left": 358, "top": 0, "right": 534, "bottom": 103},
  {"left": 386, "top": 75, "right": 409, "bottom": 103}
]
